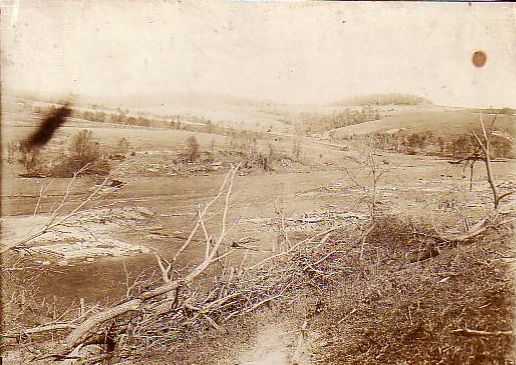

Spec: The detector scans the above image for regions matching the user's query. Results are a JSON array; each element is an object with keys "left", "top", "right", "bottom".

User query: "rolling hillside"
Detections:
[{"left": 328, "top": 108, "right": 516, "bottom": 139}]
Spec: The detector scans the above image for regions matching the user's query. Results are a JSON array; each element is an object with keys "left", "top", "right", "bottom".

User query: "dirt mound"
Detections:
[{"left": 128, "top": 216, "right": 514, "bottom": 365}]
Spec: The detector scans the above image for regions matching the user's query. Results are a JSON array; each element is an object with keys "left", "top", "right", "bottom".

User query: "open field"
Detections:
[{"left": 329, "top": 108, "right": 516, "bottom": 139}]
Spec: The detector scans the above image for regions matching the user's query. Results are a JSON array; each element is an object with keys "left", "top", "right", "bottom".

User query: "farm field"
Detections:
[{"left": 329, "top": 108, "right": 516, "bottom": 138}]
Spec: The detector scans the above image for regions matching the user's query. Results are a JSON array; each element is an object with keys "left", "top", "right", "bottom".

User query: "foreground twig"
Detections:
[
  {"left": 451, "top": 328, "right": 513, "bottom": 337},
  {"left": 53, "top": 165, "right": 240, "bottom": 357},
  {"left": 3, "top": 323, "right": 78, "bottom": 338},
  {"left": 1, "top": 169, "right": 111, "bottom": 254}
]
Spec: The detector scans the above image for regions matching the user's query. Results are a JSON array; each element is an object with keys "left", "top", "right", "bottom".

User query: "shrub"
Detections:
[
  {"left": 17, "top": 141, "right": 43, "bottom": 176},
  {"left": 70, "top": 130, "right": 101, "bottom": 165},
  {"left": 185, "top": 136, "right": 200, "bottom": 162},
  {"left": 490, "top": 135, "right": 513, "bottom": 158},
  {"left": 448, "top": 135, "right": 476, "bottom": 158},
  {"left": 114, "top": 138, "right": 130, "bottom": 155},
  {"left": 50, "top": 130, "right": 109, "bottom": 177},
  {"left": 6, "top": 141, "right": 18, "bottom": 164}
]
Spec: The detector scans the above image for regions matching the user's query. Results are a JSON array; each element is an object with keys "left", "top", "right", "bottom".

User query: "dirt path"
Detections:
[{"left": 228, "top": 321, "right": 312, "bottom": 365}]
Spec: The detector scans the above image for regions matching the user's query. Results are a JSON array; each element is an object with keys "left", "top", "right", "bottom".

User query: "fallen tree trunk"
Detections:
[{"left": 60, "top": 299, "right": 142, "bottom": 354}]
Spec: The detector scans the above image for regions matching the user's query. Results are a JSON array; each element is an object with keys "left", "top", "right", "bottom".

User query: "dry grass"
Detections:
[
  {"left": 111, "top": 214, "right": 514, "bottom": 365},
  {"left": 311, "top": 218, "right": 514, "bottom": 364}
]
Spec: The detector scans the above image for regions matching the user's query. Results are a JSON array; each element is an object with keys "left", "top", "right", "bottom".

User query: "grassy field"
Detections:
[{"left": 329, "top": 108, "right": 516, "bottom": 139}]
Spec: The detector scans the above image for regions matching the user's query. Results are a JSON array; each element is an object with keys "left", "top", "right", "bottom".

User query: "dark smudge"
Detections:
[{"left": 25, "top": 103, "right": 73, "bottom": 149}]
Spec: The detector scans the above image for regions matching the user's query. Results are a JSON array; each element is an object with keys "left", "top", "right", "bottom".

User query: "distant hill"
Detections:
[
  {"left": 13, "top": 90, "right": 295, "bottom": 134},
  {"left": 334, "top": 93, "right": 431, "bottom": 107},
  {"left": 329, "top": 108, "right": 516, "bottom": 139},
  {"left": 82, "top": 92, "right": 294, "bottom": 133}
]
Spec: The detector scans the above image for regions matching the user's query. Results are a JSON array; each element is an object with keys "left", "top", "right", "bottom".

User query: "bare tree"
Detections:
[
  {"left": 439, "top": 114, "right": 515, "bottom": 242},
  {"left": 344, "top": 137, "right": 391, "bottom": 260},
  {"left": 469, "top": 115, "right": 514, "bottom": 209},
  {"left": 449, "top": 114, "right": 514, "bottom": 208},
  {"left": 345, "top": 137, "right": 390, "bottom": 220}
]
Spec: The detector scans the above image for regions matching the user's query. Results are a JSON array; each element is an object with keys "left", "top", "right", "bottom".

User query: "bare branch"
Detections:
[
  {"left": 3, "top": 323, "right": 78, "bottom": 338},
  {"left": 451, "top": 328, "right": 513, "bottom": 337},
  {"left": 55, "top": 164, "right": 241, "bottom": 356},
  {"left": 1, "top": 171, "right": 111, "bottom": 254}
]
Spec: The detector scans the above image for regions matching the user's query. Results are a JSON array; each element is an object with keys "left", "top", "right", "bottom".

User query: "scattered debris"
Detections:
[
  {"left": 244, "top": 211, "right": 366, "bottom": 232},
  {"left": 2, "top": 206, "right": 157, "bottom": 264},
  {"left": 109, "top": 154, "right": 126, "bottom": 161},
  {"left": 73, "top": 206, "right": 156, "bottom": 225},
  {"left": 30, "top": 238, "right": 150, "bottom": 261},
  {"left": 232, "top": 236, "right": 260, "bottom": 248},
  {"left": 108, "top": 179, "right": 125, "bottom": 188},
  {"left": 113, "top": 151, "right": 228, "bottom": 177}
]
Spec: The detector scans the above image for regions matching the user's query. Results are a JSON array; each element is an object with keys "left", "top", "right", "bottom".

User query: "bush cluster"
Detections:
[{"left": 12, "top": 129, "right": 130, "bottom": 178}]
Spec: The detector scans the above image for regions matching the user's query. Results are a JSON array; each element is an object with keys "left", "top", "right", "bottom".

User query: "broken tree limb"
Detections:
[
  {"left": 60, "top": 298, "right": 142, "bottom": 353},
  {"left": 438, "top": 201, "right": 515, "bottom": 243},
  {"left": 451, "top": 328, "right": 513, "bottom": 337},
  {"left": 439, "top": 217, "right": 489, "bottom": 243},
  {"left": 3, "top": 323, "right": 78, "bottom": 338},
  {"left": 245, "top": 226, "right": 340, "bottom": 271},
  {"left": 55, "top": 165, "right": 241, "bottom": 357}
]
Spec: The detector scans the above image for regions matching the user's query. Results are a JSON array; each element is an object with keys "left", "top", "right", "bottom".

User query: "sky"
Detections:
[{"left": 1, "top": 1, "right": 515, "bottom": 108}]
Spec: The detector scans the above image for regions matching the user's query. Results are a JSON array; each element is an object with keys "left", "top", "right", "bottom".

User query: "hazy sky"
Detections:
[{"left": 2, "top": 1, "right": 515, "bottom": 107}]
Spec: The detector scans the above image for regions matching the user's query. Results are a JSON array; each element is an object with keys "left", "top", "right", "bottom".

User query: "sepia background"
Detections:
[
  {"left": 2, "top": 1, "right": 516, "bottom": 107},
  {"left": 1, "top": 2, "right": 515, "bottom": 365}
]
